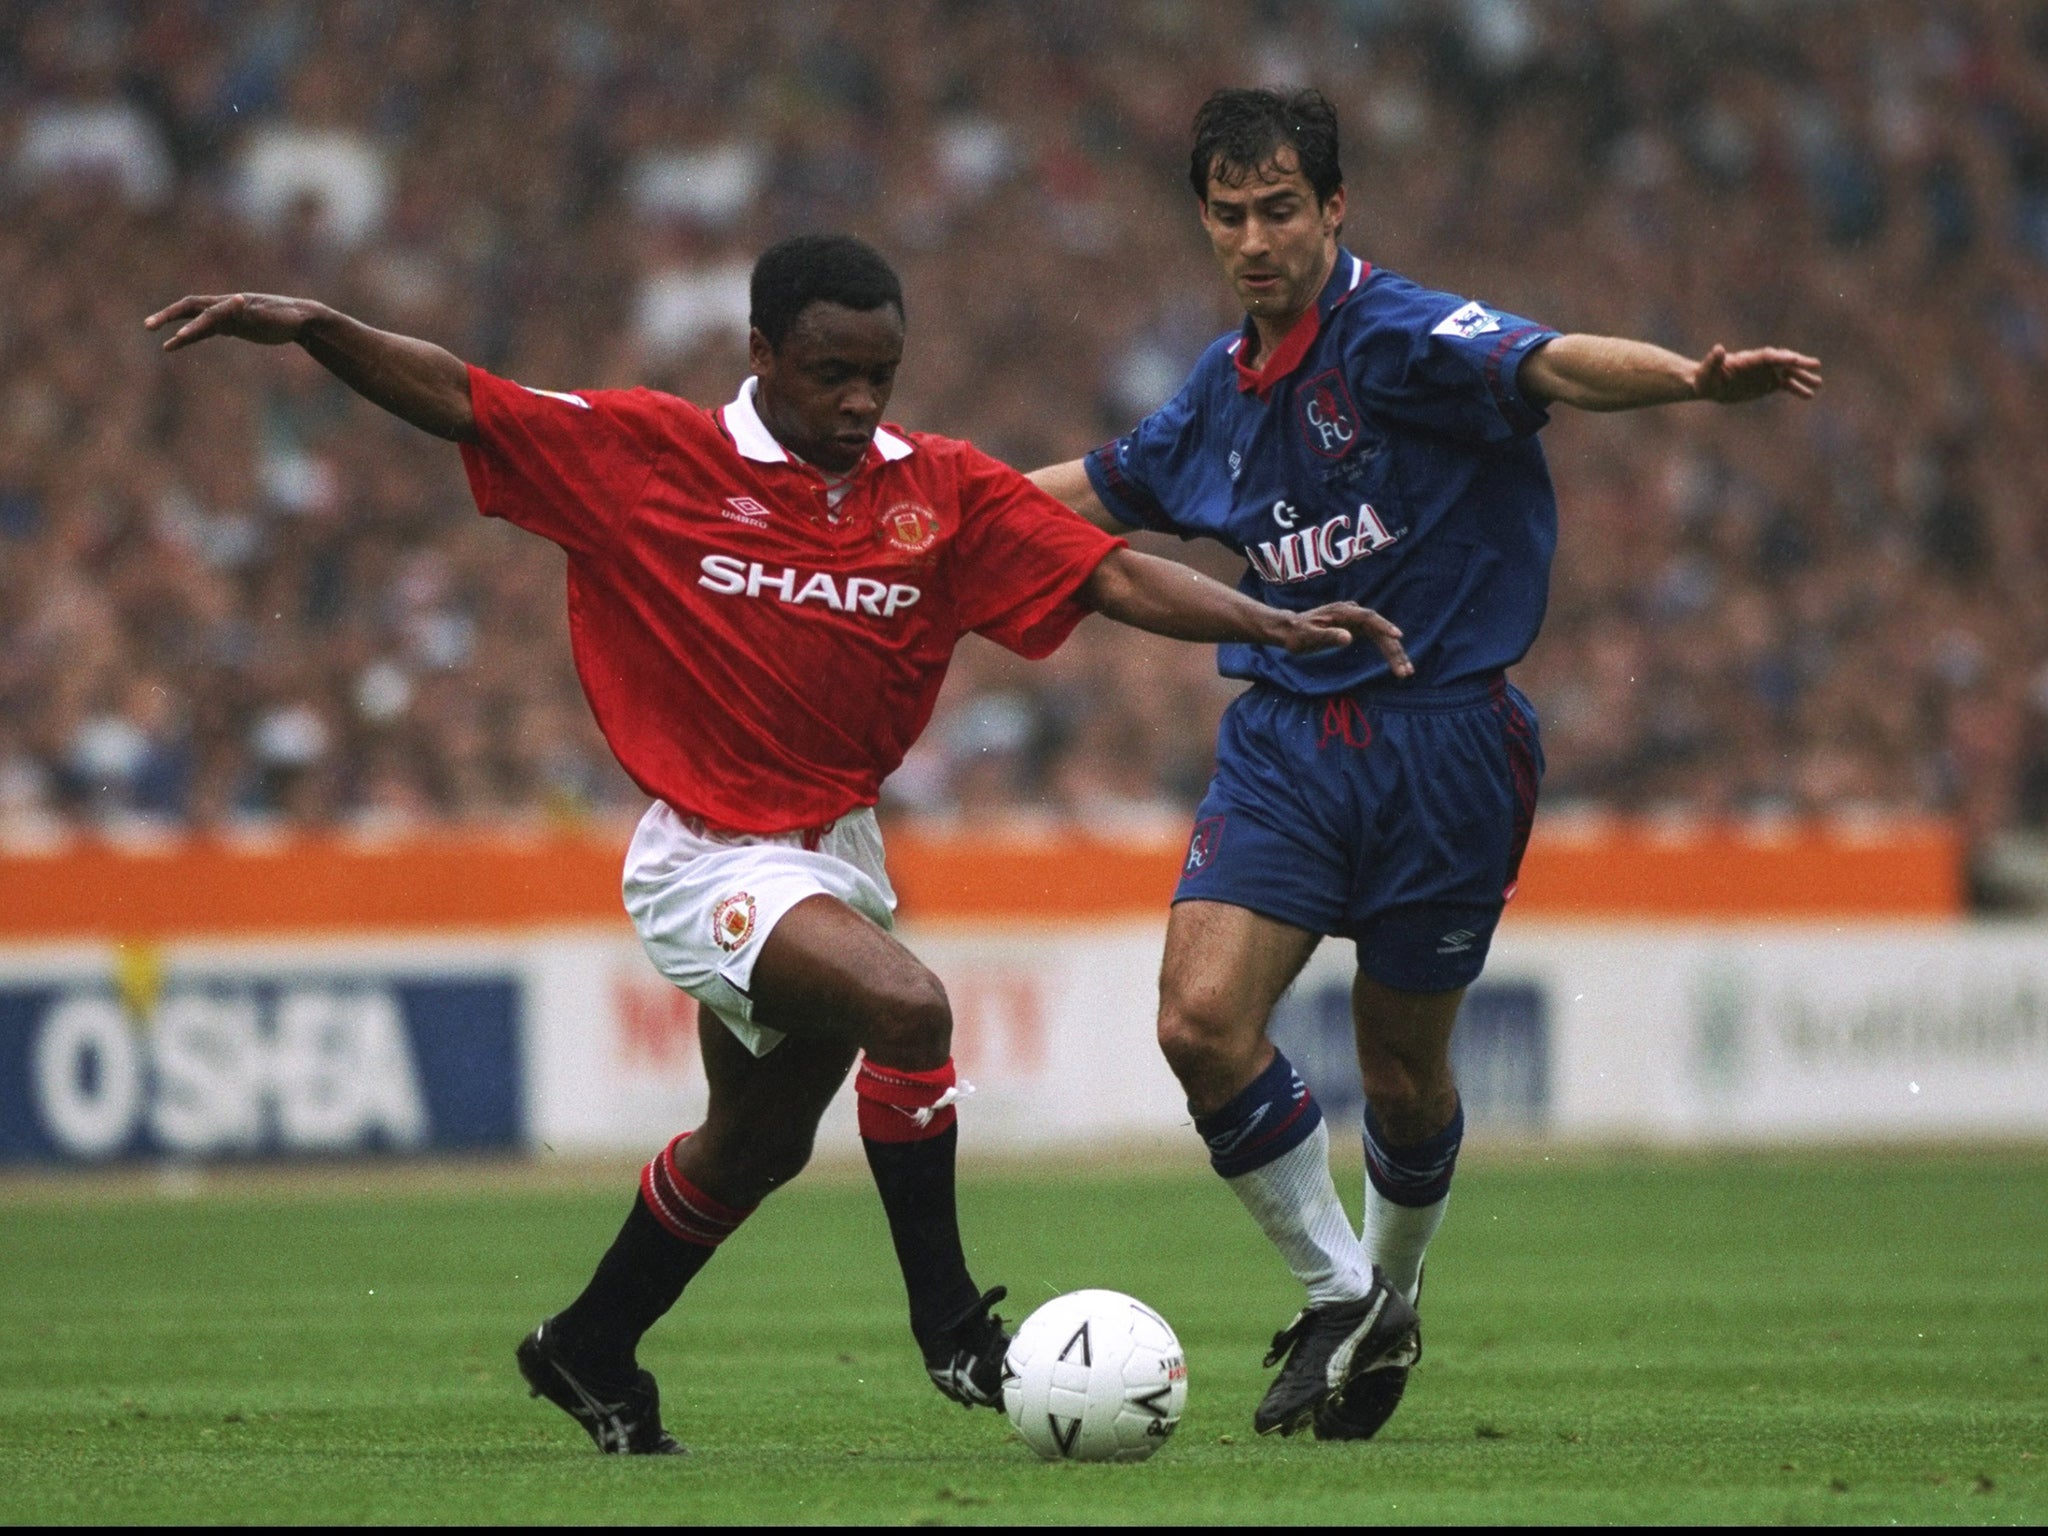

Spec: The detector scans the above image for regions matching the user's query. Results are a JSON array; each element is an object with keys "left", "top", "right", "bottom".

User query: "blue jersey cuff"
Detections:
[
  {"left": 1489, "top": 328, "right": 1559, "bottom": 436},
  {"left": 1085, "top": 442, "right": 1176, "bottom": 533}
]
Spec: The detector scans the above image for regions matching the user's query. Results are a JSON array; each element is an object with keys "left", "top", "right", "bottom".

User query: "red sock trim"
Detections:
[
  {"left": 638, "top": 1132, "right": 756, "bottom": 1246},
  {"left": 855, "top": 1058, "right": 955, "bottom": 1106},
  {"left": 856, "top": 1056, "right": 958, "bottom": 1144}
]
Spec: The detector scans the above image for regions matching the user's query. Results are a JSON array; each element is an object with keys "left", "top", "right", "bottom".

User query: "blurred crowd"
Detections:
[{"left": 5, "top": 0, "right": 2048, "bottom": 874}]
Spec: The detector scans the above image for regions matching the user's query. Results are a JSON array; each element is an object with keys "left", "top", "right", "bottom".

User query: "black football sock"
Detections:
[
  {"left": 549, "top": 1136, "right": 755, "bottom": 1378},
  {"left": 548, "top": 1199, "right": 715, "bottom": 1379},
  {"left": 862, "top": 1125, "right": 985, "bottom": 1348}
]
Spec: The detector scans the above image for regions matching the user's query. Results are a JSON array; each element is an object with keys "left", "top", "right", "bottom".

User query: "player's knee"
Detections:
[
  {"left": 1358, "top": 1042, "right": 1453, "bottom": 1130},
  {"left": 677, "top": 1120, "right": 810, "bottom": 1207},
  {"left": 1358, "top": 1054, "right": 1420, "bottom": 1113},
  {"left": 860, "top": 968, "right": 952, "bottom": 1068},
  {"left": 1155, "top": 997, "right": 1250, "bottom": 1089},
  {"left": 708, "top": 1125, "right": 815, "bottom": 1204},
  {"left": 1358, "top": 1038, "right": 1418, "bottom": 1099},
  {"left": 750, "top": 1127, "right": 817, "bottom": 1195}
]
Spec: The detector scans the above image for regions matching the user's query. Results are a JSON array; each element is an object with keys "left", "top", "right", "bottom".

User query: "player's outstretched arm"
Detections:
[
  {"left": 1519, "top": 333, "right": 1822, "bottom": 413},
  {"left": 1082, "top": 547, "right": 1413, "bottom": 673},
  {"left": 1028, "top": 459, "right": 1123, "bottom": 533},
  {"left": 145, "top": 293, "right": 476, "bottom": 442}
]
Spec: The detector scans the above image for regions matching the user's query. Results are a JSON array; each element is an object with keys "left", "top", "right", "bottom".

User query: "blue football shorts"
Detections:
[{"left": 1175, "top": 673, "right": 1543, "bottom": 994}]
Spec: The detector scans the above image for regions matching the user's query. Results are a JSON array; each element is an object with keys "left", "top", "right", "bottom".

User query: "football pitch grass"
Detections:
[{"left": 2, "top": 1148, "right": 2043, "bottom": 1525}]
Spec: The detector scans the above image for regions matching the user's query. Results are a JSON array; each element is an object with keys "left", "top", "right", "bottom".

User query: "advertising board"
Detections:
[
  {"left": 2, "top": 920, "right": 2044, "bottom": 1166},
  {"left": 1520, "top": 924, "right": 2048, "bottom": 1140},
  {"left": 521, "top": 920, "right": 2048, "bottom": 1152},
  {"left": 1279, "top": 923, "right": 2048, "bottom": 1141},
  {"left": 0, "top": 941, "right": 524, "bottom": 1164},
  {"left": 520, "top": 923, "right": 1191, "bottom": 1156}
]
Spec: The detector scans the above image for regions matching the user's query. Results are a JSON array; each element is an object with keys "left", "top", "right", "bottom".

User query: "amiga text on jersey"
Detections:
[{"left": 1244, "top": 501, "right": 1400, "bottom": 586}]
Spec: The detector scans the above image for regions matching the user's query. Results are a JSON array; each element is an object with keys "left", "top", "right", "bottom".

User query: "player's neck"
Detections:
[{"left": 1244, "top": 246, "right": 1338, "bottom": 367}]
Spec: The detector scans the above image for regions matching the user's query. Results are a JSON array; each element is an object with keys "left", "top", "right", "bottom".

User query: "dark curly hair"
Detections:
[
  {"left": 1188, "top": 87, "right": 1343, "bottom": 205},
  {"left": 749, "top": 234, "right": 905, "bottom": 350}
]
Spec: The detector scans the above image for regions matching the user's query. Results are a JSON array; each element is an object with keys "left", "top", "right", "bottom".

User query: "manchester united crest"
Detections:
[
  {"left": 879, "top": 502, "right": 940, "bottom": 556},
  {"left": 712, "top": 891, "right": 757, "bottom": 952}
]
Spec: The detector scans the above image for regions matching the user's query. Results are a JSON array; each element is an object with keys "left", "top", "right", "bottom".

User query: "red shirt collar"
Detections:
[{"left": 1231, "top": 250, "right": 1370, "bottom": 398}]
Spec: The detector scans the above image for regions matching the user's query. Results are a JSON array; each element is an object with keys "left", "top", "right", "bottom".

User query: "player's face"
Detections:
[
  {"left": 1199, "top": 149, "right": 1345, "bottom": 327},
  {"left": 750, "top": 302, "right": 905, "bottom": 475}
]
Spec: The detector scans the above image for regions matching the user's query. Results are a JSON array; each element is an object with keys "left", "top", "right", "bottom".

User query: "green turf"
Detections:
[{"left": 1, "top": 1148, "right": 2044, "bottom": 1525}]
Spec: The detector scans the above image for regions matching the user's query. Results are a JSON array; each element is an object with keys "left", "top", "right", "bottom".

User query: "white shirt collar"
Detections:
[{"left": 721, "top": 376, "right": 913, "bottom": 465}]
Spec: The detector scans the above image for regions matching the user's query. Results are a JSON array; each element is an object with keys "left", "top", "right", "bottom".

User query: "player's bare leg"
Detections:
[
  {"left": 1156, "top": 900, "right": 1317, "bottom": 1115},
  {"left": 1156, "top": 901, "right": 1354, "bottom": 1303},
  {"left": 746, "top": 895, "right": 1009, "bottom": 1408},
  {"left": 524, "top": 891, "right": 1007, "bottom": 1454},
  {"left": 1155, "top": 899, "right": 1413, "bottom": 1436},
  {"left": 1352, "top": 974, "right": 1464, "bottom": 1300},
  {"left": 669, "top": 1013, "right": 859, "bottom": 1205},
  {"left": 519, "top": 1022, "right": 855, "bottom": 1455},
  {"left": 1312, "top": 973, "right": 1464, "bottom": 1441},
  {"left": 561, "top": 1020, "right": 859, "bottom": 1374}
]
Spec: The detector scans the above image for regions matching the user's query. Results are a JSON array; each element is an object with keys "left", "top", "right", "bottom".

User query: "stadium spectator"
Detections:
[{"left": 4, "top": 0, "right": 2048, "bottom": 896}]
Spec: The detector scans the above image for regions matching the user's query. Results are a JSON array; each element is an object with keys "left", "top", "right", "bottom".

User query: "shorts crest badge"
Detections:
[
  {"left": 1185, "top": 816, "right": 1225, "bottom": 874},
  {"left": 712, "top": 892, "right": 757, "bottom": 952},
  {"left": 879, "top": 502, "right": 940, "bottom": 556}
]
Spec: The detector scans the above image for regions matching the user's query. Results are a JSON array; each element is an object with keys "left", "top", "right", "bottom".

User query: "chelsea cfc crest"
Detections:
[{"left": 1298, "top": 369, "right": 1362, "bottom": 459}]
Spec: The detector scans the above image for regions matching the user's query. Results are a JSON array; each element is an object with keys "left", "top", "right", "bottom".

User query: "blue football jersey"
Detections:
[{"left": 1085, "top": 250, "right": 1561, "bottom": 693}]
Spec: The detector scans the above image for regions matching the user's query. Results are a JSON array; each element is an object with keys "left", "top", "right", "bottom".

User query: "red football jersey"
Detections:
[{"left": 459, "top": 367, "right": 1123, "bottom": 834}]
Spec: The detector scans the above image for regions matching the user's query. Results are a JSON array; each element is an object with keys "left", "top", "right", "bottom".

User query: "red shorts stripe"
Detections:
[{"left": 1492, "top": 678, "right": 1541, "bottom": 901}]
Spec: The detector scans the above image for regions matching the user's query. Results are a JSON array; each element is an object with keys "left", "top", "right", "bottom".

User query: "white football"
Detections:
[{"left": 1001, "top": 1289, "right": 1186, "bottom": 1462}]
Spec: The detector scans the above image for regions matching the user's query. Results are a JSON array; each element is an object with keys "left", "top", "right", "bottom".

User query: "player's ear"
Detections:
[
  {"left": 747, "top": 326, "right": 776, "bottom": 381},
  {"left": 1321, "top": 185, "right": 1346, "bottom": 237}
]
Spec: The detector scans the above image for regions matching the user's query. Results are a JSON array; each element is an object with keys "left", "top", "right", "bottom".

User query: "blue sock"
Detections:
[
  {"left": 1363, "top": 1099, "right": 1464, "bottom": 1208},
  {"left": 1193, "top": 1050, "right": 1323, "bottom": 1178}
]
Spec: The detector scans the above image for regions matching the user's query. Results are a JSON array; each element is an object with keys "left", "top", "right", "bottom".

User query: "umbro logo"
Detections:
[
  {"left": 722, "top": 496, "right": 772, "bottom": 527},
  {"left": 1436, "top": 929, "right": 1476, "bottom": 955},
  {"left": 1203, "top": 1103, "right": 1268, "bottom": 1155}
]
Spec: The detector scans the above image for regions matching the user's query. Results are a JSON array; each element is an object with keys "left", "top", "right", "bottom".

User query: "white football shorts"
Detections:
[{"left": 622, "top": 799, "right": 898, "bottom": 1057}]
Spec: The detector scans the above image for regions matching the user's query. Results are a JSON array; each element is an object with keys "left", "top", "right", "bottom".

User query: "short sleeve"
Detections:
[
  {"left": 1082, "top": 368, "right": 1209, "bottom": 535},
  {"left": 459, "top": 366, "right": 666, "bottom": 553},
  {"left": 1352, "top": 284, "right": 1559, "bottom": 445},
  {"left": 947, "top": 446, "right": 1124, "bottom": 658}
]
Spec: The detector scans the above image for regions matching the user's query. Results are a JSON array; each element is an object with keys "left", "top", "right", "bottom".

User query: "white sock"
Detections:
[
  {"left": 1364, "top": 1185, "right": 1447, "bottom": 1305},
  {"left": 1223, "top": 1119, "right": 1371, "bottom": 1306}
]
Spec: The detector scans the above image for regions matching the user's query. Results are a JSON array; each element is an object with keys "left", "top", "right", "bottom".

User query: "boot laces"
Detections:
[{"left": 1263, "top": 1309, "right": 1310, "bottom": 1370}]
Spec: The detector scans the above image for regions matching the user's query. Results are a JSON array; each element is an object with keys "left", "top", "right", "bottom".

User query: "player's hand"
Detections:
[
  {"left": 1692, "top": 344, "right": 1822, "bottom": 403},
  {"left": 1271, "top": 602, "right": 1413, "bottom": 675},
  {"left": 145, "top": 293, "right": 323, "bottom": 352}
]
